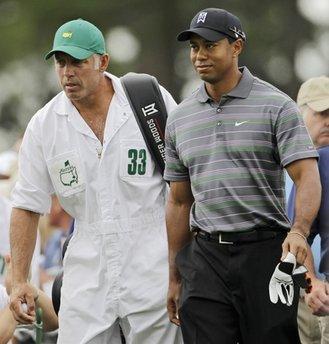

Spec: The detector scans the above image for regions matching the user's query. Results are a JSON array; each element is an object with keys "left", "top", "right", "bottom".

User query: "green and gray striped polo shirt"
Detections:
[{"left": 164, "top": 67, "right": 318, "bottom": 233}]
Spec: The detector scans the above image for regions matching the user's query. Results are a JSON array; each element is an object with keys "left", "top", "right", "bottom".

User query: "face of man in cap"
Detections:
[
  {"left": 303, "top": 107, "right": 329, "bottom": 148},
  {"left": 298, "top": 76, "right": 329, "bottom": 148},
  {"left": 46, "top": 18, "right": 110, "bottom": 103},
  {"left": 178, "top": 8, "right": 245, "bottom": 86},
  {"left": 189, "top": 34, "right": 243, "bottom": 84},
  {"left": 54, "top": 52, "right": 109, "bottom": 102}
]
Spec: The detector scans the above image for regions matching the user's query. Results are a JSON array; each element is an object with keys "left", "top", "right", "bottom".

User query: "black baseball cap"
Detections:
[{"left": 177, "top": 8, "right": 246, "bottom": 42}]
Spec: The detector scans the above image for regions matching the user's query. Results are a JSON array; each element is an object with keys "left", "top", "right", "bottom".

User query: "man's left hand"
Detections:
[
  {"left": 305, "top": 280, "right": 329, "bottom": 316},
  {"left": 281, "top": 232, "right": 307, "bottom": 265}
]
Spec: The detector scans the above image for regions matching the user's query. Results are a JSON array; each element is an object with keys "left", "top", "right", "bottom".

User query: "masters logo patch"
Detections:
[{"left": 60, "top": 160, "right": 78, "bottom": 186}]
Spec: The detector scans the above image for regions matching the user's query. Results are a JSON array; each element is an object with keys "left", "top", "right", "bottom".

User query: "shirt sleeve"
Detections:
[
  {"left": 159, "top": 86, "right": 189, "bottom": 181},
  {"left": 317, "top": 147, "right": 329, "bottom": 276},
  {"left": 159, "top": 85, "right": 177, "bottom": 113},
  {"left": 11, "top": 115, "right": 54, "bottom": 214},
  {"left": 0, "top": 285, "right": 9, "bottom": 311},
  {"left": 275, "top": 100, "right": 318, "bottom": 167},
  {"left": 163, "top": 111, "right": 190, "bottom": 182}
]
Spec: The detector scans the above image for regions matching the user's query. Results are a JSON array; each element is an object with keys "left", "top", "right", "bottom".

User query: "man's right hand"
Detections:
[
  {"left": 305, "top": 279, "right": 329, "bottom": 316},
  {"left": 167, "top": 278, "right": 181, "bottom": 326},
  {"left": 9, "top": 282, "right": 36, "bottom": 324}
]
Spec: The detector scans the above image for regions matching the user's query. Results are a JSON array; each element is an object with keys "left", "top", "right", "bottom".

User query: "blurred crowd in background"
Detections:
[
  {"left": 0, "top": 139, "right": 71, "bottom": 342},
  {"left": 0, "top": 0, "right": 329, "bottom": 152}
]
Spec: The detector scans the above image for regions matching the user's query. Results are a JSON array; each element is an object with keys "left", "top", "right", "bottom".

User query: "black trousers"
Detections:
[{"left": 176, "top": 233, "right": 301, "bottom": 344}]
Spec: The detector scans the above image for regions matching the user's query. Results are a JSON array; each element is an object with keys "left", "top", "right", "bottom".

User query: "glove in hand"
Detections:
[{"left": 269, "top": 252, "right": 303, "bottom": 306}]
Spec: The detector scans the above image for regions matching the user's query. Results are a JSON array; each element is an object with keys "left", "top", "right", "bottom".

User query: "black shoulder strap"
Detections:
[{"left": 121, "top": 72, "right": 168, "bottom": 175}]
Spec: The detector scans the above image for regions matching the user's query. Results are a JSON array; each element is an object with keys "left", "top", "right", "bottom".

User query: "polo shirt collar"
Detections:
[
  {"left": 196, "top": 66, "right": 254, "bottom": 103},
  {"left": 196, "top": 84, "right": 210, "bottom": 103},
  {"left": 228, "top": 67, "right": 253, "bottom": 99}
]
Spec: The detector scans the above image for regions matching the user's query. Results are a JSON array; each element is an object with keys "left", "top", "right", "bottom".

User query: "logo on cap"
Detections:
[
  {"left": 229, "top": 26, "right": 246, "bottom": 40},
  {"left": 62, "top": 32, "right": 73, "bottom": 39},
  {"left": 197, "top": 12, "right": 207, "bottom": 23}
]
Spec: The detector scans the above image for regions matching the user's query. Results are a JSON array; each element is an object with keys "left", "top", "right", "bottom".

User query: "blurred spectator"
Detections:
[
  {"left": 0, "top": 146, "right": 43, "bottom": 343},
  {"left": 0, "top": 255, "right": 58, "bottom": 344},
  {"left": 288, "top": 76, "right": 329, "bottom": 343},
  {"left": 40, "top": 195, "right": 72, "bottom": 296},
  {"left": 0, "top": 139, "right": 20, "bottom": 199},
  {"left": 0, "top": 144, "right": 41, "bottom": 289},
  {"left": 0, "top": 193, "right": 11, "bottom": 286}
]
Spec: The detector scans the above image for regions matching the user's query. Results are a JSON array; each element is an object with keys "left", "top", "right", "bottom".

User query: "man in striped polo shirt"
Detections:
[{"left": 164, "top": 8, "right": 321, "bottom": 344}]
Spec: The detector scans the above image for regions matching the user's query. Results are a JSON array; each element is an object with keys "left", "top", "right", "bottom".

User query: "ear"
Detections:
[
  {"left": 100, "top": 54, "right": 110, "bottom": 72},
  {"left": 232, "top": 39, "right": 244, "bottom": 58}
]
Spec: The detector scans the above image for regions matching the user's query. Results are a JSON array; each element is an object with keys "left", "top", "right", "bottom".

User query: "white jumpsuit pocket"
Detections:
[{"left": 47, "top": 150, "right": 86, "bottom": 219}]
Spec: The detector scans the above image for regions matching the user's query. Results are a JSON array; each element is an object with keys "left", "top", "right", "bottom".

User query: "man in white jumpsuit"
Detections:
[{"left": 9, "top": 19, "right": 182, "bottom": 344}]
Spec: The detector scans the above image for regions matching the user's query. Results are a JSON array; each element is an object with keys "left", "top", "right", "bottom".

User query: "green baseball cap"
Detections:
[{"left": 45, "top": 18, "right": 106, "bottom": 60}]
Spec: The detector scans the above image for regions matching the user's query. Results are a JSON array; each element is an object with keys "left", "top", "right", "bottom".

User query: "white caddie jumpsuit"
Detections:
[{"left": 12, "top": 73, "right": 182, "bottom": 344}]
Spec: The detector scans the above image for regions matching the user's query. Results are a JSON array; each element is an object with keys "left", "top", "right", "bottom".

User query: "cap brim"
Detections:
[
  {"left": 177, "top": 28, "right": 228, "bottom": 42},
  {"left": 44, "top": 45, "right": 94, "bottom": 60},
  {"left": 307, "top": 99, "right": 329, "bottom": 112}
]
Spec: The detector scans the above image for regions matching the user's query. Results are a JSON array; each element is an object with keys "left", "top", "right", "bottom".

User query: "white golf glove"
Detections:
[{"left": 269, "top": 252, "right": 308, "bottom": 306}]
